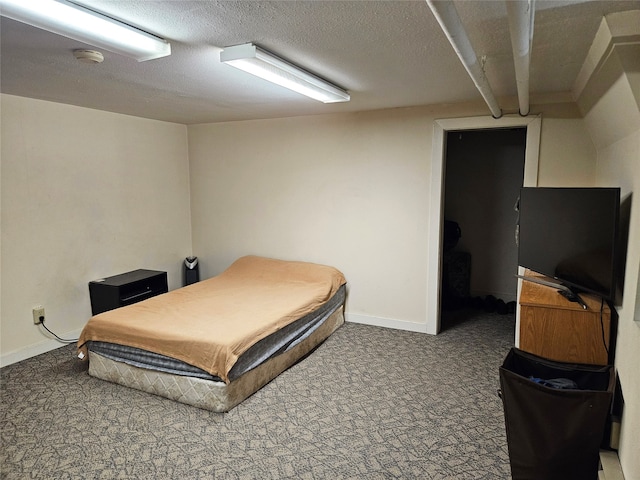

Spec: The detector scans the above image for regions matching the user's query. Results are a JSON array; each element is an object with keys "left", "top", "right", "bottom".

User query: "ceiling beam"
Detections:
[
  {"left": 426, "top": 0, "right": 502, "bottom": 119},
  {"left": 507, "top": 0, "right": 535, "bottom": 116}
]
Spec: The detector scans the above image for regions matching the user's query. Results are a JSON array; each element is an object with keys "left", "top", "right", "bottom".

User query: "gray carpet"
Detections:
[{"left": 1, "top": 309, "right": 515, "bottom": 479}]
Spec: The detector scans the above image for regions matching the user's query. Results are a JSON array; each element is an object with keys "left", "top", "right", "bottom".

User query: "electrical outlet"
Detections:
[{"left": 32, "top": 306, "right": 45, "bottom": 325}]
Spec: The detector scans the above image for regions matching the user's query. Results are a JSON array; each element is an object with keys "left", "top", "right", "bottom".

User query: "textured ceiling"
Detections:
[{"left": 1, "top": 0, "right": 639, "bottom": 124}]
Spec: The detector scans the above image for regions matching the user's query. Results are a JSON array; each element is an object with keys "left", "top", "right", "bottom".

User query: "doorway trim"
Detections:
[{"left": 426, "top": 114, "right": 541, "bottom": 334}]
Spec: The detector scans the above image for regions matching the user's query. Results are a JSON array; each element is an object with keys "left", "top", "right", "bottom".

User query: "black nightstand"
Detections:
[{"left": 89, "top": 269, "right": 168, "bottom": 315}]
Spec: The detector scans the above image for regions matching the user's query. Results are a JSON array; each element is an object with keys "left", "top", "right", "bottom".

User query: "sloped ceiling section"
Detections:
[
  {"left": 1, "top": 0, "right": 639, "bottom": 124},
  {"left": 573, "top": 10, "right": 640, "bottom": 148}
]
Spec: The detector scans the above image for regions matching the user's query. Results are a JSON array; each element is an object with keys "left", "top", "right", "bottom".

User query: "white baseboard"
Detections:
[
  {"left": 346, "top": 313, "right": 429, "bottom": 334},
  {"left": 0, "top": 328, "right": 83, "bottom": 368},
  {"left": 599, "top": 450, "right": 625, "bottom": 480}
]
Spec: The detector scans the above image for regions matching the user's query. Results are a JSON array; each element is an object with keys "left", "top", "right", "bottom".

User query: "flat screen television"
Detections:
[{"left": 517, "top": 187, "right": 621, "bottom": 304}]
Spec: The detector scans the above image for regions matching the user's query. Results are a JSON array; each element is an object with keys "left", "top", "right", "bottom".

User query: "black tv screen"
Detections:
[{"left": 518, "top": 187, "right": 620, "bottom": 301}]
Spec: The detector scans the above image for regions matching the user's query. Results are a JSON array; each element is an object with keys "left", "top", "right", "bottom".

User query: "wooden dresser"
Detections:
[{"left": 519, "top": 277, "right": 611, "bottom": 365}]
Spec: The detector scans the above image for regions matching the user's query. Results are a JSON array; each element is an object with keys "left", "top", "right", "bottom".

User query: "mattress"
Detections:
[
  {"left": 87, "top": 284, "right": 346, "bottom": 382},
  {"left": 88, "top": 305, "right": 344, "bottom": 412}
]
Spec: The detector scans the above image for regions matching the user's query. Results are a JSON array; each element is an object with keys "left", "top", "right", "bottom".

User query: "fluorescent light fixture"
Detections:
[
  {"left": 0, "top": 0, "right": 171, "bottom": 61},
  {"left": 220, "top": 43, "right": 350, "bottom": 103}
]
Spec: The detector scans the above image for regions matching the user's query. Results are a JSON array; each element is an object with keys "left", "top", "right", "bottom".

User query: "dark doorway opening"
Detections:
[{"left": 440, "top": 127, "right": 526, "bottom": 328}]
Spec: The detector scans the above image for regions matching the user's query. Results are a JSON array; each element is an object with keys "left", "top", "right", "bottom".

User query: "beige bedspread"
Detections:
[{"left": 78, "top": 256, "right": 346, "bottom": 383}]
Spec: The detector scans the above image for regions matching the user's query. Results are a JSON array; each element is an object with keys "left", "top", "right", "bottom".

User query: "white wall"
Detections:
[
  {"left": 574, "top": 12, "right": 640, "bottom": 478},
  {"left": 188, "top": 108, "right": 433, "bottom": 331},
  {"left": 188, "top": 103, "right": 599, "bottom": 333},
  {"left": 0, "top": 95, "right": 192, "bottom": 365},
  {"left": 537, "top": 117, "right": 597, "bottom": 186}
]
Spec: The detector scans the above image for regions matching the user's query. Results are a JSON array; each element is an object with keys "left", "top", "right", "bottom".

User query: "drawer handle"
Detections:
[{"left": 121, "top": 290, "right": 154, "bottom": 303}]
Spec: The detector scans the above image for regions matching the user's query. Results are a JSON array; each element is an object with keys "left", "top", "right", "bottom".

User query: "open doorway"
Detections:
[
  {"left": 440, "top": 128, "right": 526, "bottom": 329},
  {"left": 426, "top": 115, "right": 541, "bottom": 335}
]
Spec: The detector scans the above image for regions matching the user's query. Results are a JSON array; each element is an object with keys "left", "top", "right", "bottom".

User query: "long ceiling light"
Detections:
[
  {"left": 0, "top": 0, "right": 171, "bottom": 62},
  {"left": 220, "top": 43, "right": 350, "bottom": 103}
]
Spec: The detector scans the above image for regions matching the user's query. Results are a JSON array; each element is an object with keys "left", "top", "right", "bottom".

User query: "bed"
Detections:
[{"left": 77, "top": 255, "right": 346, "bottom": 412}]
